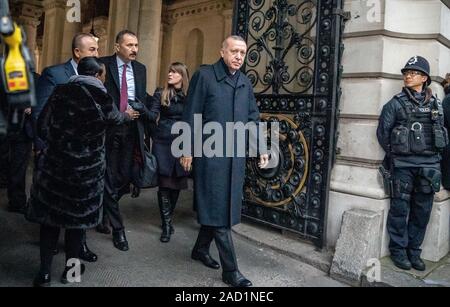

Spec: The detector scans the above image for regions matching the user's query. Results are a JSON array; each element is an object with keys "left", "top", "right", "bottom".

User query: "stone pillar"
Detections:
[
  {"left": 59, "top": 4, "right": 83, "bottom": 63},
  {"left": 328, "top": 0, "right": 450, "bottom": 262},
  {"left": 41, "top": 0, "right": 67, "bottom": 68},
  {"left": 137, "top": 0, "right": 162, "bottom": 93},
  {"left": 222, "top": 8, "right": 233, "bottom": 38},
  {"left": 159, "top": 18, "right": 174, "bottom": 86},
  {"left": 107, "top": 0, "right": 128, "bottom": 54},
  {"left": 82, "top": 17, "right": 109, "bottom": 57},
  {"left": 106, "top": 0, "right": 141, "bottom": 52},
  {"left": 35, "top": 38, "right": 43, "bottom": 73}
]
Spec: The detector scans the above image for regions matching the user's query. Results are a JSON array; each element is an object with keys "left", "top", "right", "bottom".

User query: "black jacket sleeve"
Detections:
[
  {"left": 105, "top": 100, "right": 131, "bottom": 126},
  {"left": 377, "top": 99, "right": 398, "bottom": 154}
]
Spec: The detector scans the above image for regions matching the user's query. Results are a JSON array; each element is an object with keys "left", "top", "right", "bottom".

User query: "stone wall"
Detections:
[
  {"left": 159, "top": 0, "right": 233, "bottom": 87},
  {"left": 328, "top": 0, "right": 450, "bottom": 262}
]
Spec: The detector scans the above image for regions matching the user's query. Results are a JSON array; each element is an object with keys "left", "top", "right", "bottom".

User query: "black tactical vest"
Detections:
[{"left": 390, "top": 92, "right": 448, "bottom": 155}]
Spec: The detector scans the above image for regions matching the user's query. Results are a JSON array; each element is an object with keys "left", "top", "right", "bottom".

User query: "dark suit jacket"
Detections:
[
  {"left": 100, "top": 55, "right": 154, "bottom": 190},
  {"left": 34, "top": 60, "right": 76, "bottom": 120},
  {"left": 100, "top": 55, "right": 148, "bottom": 109}
]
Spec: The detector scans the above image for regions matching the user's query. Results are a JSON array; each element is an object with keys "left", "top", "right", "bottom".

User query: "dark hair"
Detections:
[
  {"left": 72, "top": 33, "right": 95, "bottom": 57},
  {"left": 161, "top": 62, "right": 190, "bottom": 107},
  {"left": 115, "top": 30, "right": 137, "bottom": 44},
  {"left": 442, "top": 73, "right": 450, "bottom": 96},
  {"left": 77, "top": 57, "right": 104, "bottom": 77}
]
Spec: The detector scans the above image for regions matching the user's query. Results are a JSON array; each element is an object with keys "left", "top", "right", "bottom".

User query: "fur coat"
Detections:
[{"left": 26, "top": 80, "right": 129, "bottom": 229}]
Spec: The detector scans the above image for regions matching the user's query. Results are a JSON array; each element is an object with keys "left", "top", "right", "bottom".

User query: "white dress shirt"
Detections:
[{"left": 116, "top": 56, "right": 136, "bottom": 102}]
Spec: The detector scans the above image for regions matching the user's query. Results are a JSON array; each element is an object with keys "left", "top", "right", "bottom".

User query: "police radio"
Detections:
[{"left": 0, "top": 0, "right": 36, "bottom": 137}]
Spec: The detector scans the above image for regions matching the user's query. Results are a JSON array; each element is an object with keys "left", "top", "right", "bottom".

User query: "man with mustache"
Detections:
[{"left": 100, "top": 30, "right": 150, "bottom": 251}]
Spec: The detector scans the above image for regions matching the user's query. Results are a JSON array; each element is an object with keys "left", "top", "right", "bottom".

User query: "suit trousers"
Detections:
[
  {"left": 104, "top": 124, "right": 136, "bottom": 232},
  {"left": 193, "top": 225, "right": 238, "bottom": 272},
  {"left": 7, "top": 134, "right": 32, "bottom": 208}
]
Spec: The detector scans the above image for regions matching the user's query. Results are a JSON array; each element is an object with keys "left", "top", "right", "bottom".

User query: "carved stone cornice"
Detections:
[
  {"left": 42, "top": 0, "right": 66, "bottom": 11},
  {"left": 10, "top": 0, "right": 44, "bottom": 19},
  {"left": 163, "top": 0, "right": 233, "bottom": 24},
  {"left": 16, "top": 16, "right": 41, "bottom": 27}
]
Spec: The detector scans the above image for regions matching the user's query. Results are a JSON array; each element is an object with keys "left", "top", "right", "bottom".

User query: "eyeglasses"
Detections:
[{"left": 402, "top": 70, "right": 424, "bottom": 77}]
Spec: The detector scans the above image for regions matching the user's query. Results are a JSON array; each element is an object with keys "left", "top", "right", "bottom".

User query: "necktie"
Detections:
[{"left": 120, "top": 64, "right": 128, "bottom": 112}]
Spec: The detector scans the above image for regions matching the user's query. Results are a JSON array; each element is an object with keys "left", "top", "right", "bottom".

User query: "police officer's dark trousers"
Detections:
[{"left": 388, "top": 167, "right": 434, "bottom": 258}]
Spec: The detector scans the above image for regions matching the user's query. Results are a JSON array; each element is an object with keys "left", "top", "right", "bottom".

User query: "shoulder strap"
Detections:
[
  {"left": 79, "top": 84, "right": 106, "bottom": 121},
  {"left": 394, "top": 93, "right": 413, "bottom": 118}
]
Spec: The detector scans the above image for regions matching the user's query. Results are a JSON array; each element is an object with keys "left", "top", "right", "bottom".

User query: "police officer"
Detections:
[{"left": 377, "top": 56, "right": 448, "bottom": 271}]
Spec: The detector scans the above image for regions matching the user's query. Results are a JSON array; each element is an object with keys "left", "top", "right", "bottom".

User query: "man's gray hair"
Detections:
[{"left": 222, "top": 35, "right": 246, "bottom": 49}]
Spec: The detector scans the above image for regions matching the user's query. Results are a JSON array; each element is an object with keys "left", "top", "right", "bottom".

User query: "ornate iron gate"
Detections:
[{"left": 233, "top": 0, "right": 347, "bottom": 247}]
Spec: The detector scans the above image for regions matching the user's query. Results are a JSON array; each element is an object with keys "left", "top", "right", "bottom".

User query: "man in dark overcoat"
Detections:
[
  {"left": 100, "top": 30, "right": 152, "bottom": 251},
  {"left": 181, "top": 36, "right": 269, "bottom": 287}
]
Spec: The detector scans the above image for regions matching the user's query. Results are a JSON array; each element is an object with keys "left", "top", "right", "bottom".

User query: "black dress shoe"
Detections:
[
  {"left": 222, "top": 271, "right": 253, "bottom": 287},
  {"left": 191, "top": 251, "right": 221, "bottom": 270},
  {"left": 61, "top": 263, "right": 86, "bottom": 284},
  {"left": 409, "top": 256, "right": 426, "bottom": 271},
  {"left": 390, "top": 255, "right": 412, "bottom": 270},
  {"left": 96, "top": 224, "right": 111, "bottom": 235},
  {"left": 33, "top": 272, "right": 51, "bottom": 287},
  {"left": 80, "top": 243, "right": 98, "bottom": 263},
  {"left": 113, "top": 231, "right": 129, "bottom": 251}
]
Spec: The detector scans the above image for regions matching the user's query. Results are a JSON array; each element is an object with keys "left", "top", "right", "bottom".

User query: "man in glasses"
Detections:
[{"left": 377, "top": 56, "right": 448, "bottom": 271}]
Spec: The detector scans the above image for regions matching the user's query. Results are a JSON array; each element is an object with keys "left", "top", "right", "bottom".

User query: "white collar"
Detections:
[
  {"left": 116, "top": 55, "right": 131, "bottom": 68},
  {"left": 70, "top": 58, "right": 79, "bottom": 75}
]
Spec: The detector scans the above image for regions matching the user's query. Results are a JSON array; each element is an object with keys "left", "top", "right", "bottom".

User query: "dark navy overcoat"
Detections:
[{"left": 182, "top": 60, "right": 260, "bottom": 227}]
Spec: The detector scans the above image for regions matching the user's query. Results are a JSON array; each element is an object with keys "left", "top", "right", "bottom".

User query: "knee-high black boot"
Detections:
[
  {"left": 158, "top": 190, "right": 172, "bottom": 243},
  {"left": 168, "top": 189, "right": 180, "bottom": 234}
]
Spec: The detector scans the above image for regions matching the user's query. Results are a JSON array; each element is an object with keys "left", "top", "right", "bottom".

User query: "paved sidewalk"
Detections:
[{"left": 0, "top": 187, "right": 346, "bottom": 287}]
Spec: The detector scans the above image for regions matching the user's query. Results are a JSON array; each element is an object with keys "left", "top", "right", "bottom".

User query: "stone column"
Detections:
[
  {"left": 35, "top": 38, "right": 43, "bottom": 73},
  {"left": 107, "top": 0, "right": 145, "bottom": 54},
  {"left": 137, "top": 0, "right": 163, "bottom": 93},
  {"left": 41, "top": 0, "right": 67, "bottom": 68},
  {"left": 222, "top": 8, "right": 233, "bottom": 38},
  {"left": 82, "top": 17, "right": 109, "bottom": 57},
  {"left": 59, "top": 4, "right": 83, "bottom": 63},
  {"left": 159, "top": 19, "right": 174, "bottom": 86}
]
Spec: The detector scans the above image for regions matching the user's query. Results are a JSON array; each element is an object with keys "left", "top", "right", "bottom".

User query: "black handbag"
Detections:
[{"left": 133, "top": 144, "right": 158, "bottom": 189}]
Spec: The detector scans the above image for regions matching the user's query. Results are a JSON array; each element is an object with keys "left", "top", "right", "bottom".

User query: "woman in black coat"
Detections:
[
  {"left": 150, "top": 62, "right": 190, "bottom": 243},
  {"left": 27, "top": 57, "right": 138, "bottom": 287}
]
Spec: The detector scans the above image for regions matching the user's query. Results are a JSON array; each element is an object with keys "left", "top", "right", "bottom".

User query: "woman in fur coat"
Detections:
[{"left": 27, "top": 57, "right": 139, "bottom": 287}]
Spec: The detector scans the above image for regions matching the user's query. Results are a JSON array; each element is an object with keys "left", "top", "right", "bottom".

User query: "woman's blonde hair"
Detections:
[{"left": 161, "top": 62, "right": 190, "bottom": 107}]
